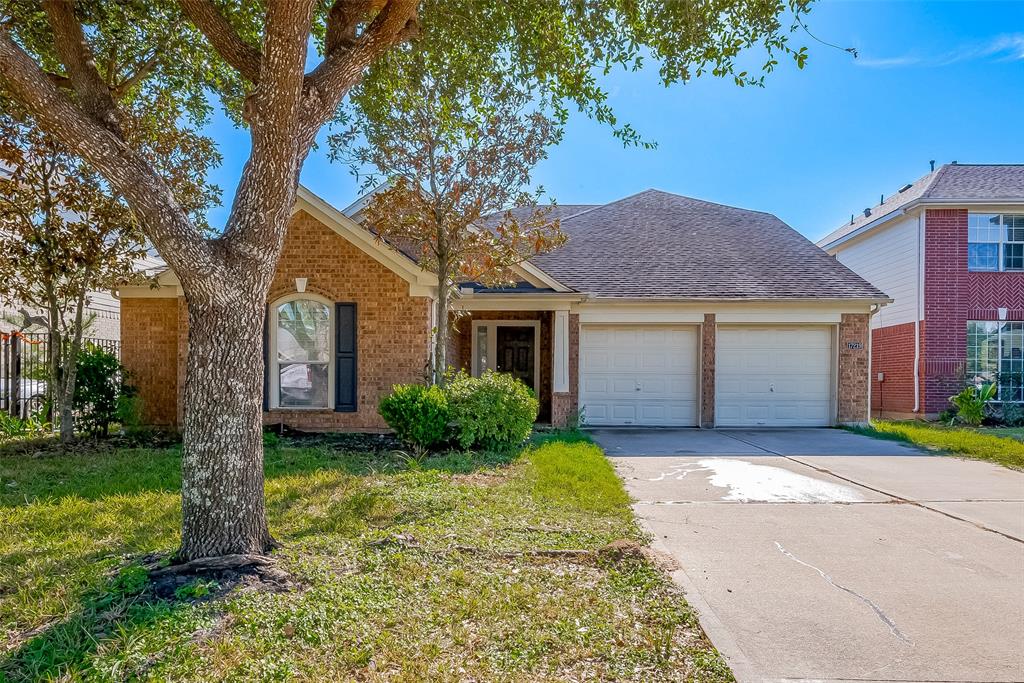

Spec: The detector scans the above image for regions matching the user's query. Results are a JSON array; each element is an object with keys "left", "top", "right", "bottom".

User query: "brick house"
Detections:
[
  {"left": 818, "top": 164, "right": 1024, "bottom": 419},
  {"left": 118, "top": 186, "right": 887, "bottom": 431}
]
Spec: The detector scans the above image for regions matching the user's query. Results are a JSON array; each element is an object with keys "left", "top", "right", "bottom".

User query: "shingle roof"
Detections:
[
  {"left": 480, "top": 204, "right": 597, "bottom": 228},
  {"left": 818, "top": 164, "right": 1024, "bottom": 247},
  {"left": 529, "top": 189, "right": 886, "bottom": 300}
]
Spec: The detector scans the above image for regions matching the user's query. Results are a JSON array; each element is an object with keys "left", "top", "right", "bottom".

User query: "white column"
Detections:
[{"left": 553, "top": 310, "right": 569, "bottom": 393}]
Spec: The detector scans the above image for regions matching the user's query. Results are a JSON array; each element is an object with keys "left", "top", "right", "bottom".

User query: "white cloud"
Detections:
[{"left": 856, "top": 33, "right": 1024, "bottom": 69}]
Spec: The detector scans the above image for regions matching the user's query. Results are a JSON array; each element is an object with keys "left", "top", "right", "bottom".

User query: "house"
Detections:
[
  {"left": 818, "top": 163, "right": 1024, "bottom": 419},
  {"left": 117, "top": 187, "right": 887, "bottom": 430}
]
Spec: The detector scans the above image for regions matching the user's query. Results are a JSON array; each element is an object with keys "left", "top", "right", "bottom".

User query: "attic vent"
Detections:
[
  {"left": 863, "top": 208, "right": 872, "bottom": 218},
  {"left": 898, "top": 183, "right": 912, "bottom": 193}
]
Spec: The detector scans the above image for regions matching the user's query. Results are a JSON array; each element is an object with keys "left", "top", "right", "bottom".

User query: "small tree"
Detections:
[
  {"left": 336, "top": 53, "right": 566, "bottom": 384},
  {"left": 0, "top": 103, "right": 216, "bottom": 441}
]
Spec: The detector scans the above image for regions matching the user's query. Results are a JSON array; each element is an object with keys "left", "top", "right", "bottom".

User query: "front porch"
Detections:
[{"left": 449, "top": 294, "right": 581, "bottom": 426}]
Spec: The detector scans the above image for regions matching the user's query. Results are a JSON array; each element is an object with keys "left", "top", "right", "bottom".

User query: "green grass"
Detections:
[
  {"left": 847, "top": 420, "right": 1024, "bottom": 470},
  {"left": 0, "top": 439, "right": 730, "bottom": 682}
]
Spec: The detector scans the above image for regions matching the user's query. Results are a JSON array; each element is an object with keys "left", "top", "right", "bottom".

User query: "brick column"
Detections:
[
  {"left": 838, "top": 313, "right": 870, "bottom": 424},
  {"left": 700, "top": 313, "right": 716, "bottom": 429}
]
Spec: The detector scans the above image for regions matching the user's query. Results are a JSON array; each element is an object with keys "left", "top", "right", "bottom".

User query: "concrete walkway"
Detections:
[{"left": 595, "top": 428, "right": 1024, "bottom": 683}]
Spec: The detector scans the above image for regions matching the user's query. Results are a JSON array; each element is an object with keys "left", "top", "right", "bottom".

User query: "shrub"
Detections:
[
  {"left": 378, "top": 383, "right": 450, "bottom": 452},
  {"left": 948, "top": 383, "right": 997, "bottom": 427},
  {"left": 445, "top": 370, "right": 538, "bottom": 450},
  {"left": 74, "top": 344, "right": 134, "bottom": 437},
  {"left": 999, "top": 401, "right": 1024, "bottom": 427}
]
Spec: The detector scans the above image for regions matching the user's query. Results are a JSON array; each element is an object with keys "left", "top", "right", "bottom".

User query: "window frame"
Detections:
[
  {"left": 269, "top": 293, "right": 335, "bottom": 410},
  {"left": 966, "top": 320, "right": 1024, "bottom": 403},
  {"left": 967, "top": 213, "right": 1024, "bottom": 272}
]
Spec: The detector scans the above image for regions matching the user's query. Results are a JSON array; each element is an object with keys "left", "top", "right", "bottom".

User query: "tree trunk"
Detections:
[
  {"left": 178, "top": 293, "right": 272, "bottom": 560},
  {"left": 433, "top": 276, "right": 449, "bottom": 386}
]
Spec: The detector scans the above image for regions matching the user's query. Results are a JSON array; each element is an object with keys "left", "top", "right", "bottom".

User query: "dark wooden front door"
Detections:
[{"left": 495, "top": 325, "right": 536, "bottom": 390}]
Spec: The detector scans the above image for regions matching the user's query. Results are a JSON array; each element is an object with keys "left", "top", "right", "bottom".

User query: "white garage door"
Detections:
[
  {"left": 580, "top": 325, "right": 698, "bottom": 426},
  {"left": 717, "top": 326, "right": 834, "bottom": 427}
]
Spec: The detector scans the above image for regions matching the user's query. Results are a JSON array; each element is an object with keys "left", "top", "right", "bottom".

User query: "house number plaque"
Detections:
[{"left": 846, "top": 341, "right": 864, "bottom": 350}]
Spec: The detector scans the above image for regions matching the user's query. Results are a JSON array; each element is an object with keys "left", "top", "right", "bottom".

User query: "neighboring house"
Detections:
[
  {"left": 117, "top": 187, "right": 887, "bottom": 430},
  {"left": 818, "top": 163, "right": 1024, "bottom": 419}
]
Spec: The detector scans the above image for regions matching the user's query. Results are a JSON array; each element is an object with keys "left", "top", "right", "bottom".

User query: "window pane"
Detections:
[
  {"left": 1004, "top": 243, "right": 1024, "bottom": 271},
  {"left": 474, "top": 325, "right": 488, "bottom": 374},
  {"left": 1000, "top": 323, "right": 1024, "bottom": 402},
  {"left": 967, "top": 321, "right": 998, "bottom": 381},
  {"left": 279, "top": 362, "right": 330, "bottom": 407},
  {"left": 1004, "top": 214, "right": 1024, "bottom": 241},
  {"left": 277, "top": 299, "right": 331, "bottom": 362},
  {"left": 968, "top": 243, "right": 999, "bottom": 271},
  {"left": 968, "top": 213, "right": 1000, "bottom": 242}
]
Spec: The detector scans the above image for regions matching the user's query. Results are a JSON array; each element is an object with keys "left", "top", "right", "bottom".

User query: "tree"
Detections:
[
  {"left": 0, "top": 102, "right": 218, "bottom": 442},
  {"left": 336, "top": 53, "right": 566, "bottom": 384},
  {"left": 0, "top": 0, "right": 815, "bottom": 562}
]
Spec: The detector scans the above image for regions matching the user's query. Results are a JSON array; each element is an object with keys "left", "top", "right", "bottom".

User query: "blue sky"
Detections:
[{"left": 202, "top": 0, "right": 1024, "bottom": 242}]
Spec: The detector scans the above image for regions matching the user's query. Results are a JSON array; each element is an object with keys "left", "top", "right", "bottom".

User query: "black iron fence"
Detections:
[{"left": 0, "top": 331, "right": 120, "bottom": 418}]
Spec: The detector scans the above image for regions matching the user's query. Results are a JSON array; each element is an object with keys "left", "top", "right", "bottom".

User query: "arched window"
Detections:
[{"left": 269, "top": 295, "right": 333, "bottom": 409}]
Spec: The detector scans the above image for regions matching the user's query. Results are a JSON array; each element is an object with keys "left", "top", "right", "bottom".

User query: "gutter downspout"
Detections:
[
  {"left": 913, "top": 210, "right": 924, "bottom": 414},
  {"left": 868, "top": 304, "right": 879, "bottom": 423}
]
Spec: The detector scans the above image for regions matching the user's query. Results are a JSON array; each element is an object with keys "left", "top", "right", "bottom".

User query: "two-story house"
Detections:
[{"left": 818, "top": 164, "right": 1024, "bottom": 419}]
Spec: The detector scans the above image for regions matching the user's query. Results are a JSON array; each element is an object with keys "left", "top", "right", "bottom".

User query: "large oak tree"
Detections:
[{"left": 0, "top": 0, "right": 814, "bottom": 562}]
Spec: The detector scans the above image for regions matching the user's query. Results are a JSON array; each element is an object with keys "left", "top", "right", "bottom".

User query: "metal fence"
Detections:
[{"left": 0, "top": 331, "right": 120, "bottom": 418}]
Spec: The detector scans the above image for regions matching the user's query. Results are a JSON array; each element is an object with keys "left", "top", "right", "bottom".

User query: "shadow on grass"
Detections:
[
  {"left": 0, "top": 558, "right": 212, "bottom": 682},
  {"left": 1, "top": 438, "right": 525, "bottom": 507}
]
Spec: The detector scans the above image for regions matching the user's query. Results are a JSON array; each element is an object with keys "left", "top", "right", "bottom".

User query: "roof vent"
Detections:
[
  {"left": 951, "top": 160, "right": 958, "bottom": 165},
  {"left": 863, "top": 208, "right": 872, "bottom": 218},
  {"left": 929, "top": 160, "right": 935, "bottom": 172},
  {"left": 850, "top": 214, "right": 854, "bottom": 225},
  {"left": 898, "top": 183, "right": 912, "bottom": 193}
]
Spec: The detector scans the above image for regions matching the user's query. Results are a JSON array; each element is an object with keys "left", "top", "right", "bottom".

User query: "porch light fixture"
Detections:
[{"left": 295, "top": 277, "right": 308, "bottom": 293}]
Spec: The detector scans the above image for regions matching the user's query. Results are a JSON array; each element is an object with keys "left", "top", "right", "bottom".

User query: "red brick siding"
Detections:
[
  {"left": 120, "top": 297, "right": 180, "bottom": 427},
  {"left": 837, "top": 313, "right": 870, "bottom": 423},
  {"left": 923, "top": 209, "right": 1024, "bottom": 413},
  {"left": 700, "top": 314, "right": 716, "bottom": 428},
  {"left": 870, "top": 320, "right": 923, "bottom": 418}
]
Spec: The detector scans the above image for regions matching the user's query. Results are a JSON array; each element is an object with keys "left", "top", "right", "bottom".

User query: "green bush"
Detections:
[
  {"left": 949, "top": 383, "right": 997, "bottom": 427},
  {"left": 378, "top": 383, "right": 450, "bottom": 451},
  {"left": 999, "top": 401, "right": 1024, "bottom": 427},
  {"left": 445, "top": 370, "right": 538, "bottom": 450},
  {"left": 74, "top": 344, "right": 134, "bottom": 437}
]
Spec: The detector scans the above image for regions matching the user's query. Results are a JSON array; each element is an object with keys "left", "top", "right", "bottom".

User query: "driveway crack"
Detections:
[{"left": 774, "top": 541, "right": 914, "bottom": 646}]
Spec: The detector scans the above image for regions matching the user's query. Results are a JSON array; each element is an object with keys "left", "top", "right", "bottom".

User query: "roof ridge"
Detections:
[{"left": 561, "top": 187, "right": 778, "bottom": 224}]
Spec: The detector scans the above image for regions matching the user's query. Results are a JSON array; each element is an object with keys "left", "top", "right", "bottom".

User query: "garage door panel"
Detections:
[
  {"left": 717, "top": 326, "right": 833, "bottom": 427},
  {"left": 581, "top": 325, "right": 698, "bottom": 426}
]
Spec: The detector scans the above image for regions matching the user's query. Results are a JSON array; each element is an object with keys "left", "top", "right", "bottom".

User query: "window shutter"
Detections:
[
  {"left": 335, "top": 303, "right": 357, "bottom": 412},
  {"left": 262, "top": 305, "right": 270, "bottom": 411}
]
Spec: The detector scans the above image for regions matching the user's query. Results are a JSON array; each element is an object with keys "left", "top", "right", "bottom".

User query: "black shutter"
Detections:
[
  {"left": 335, "top": 303, "right": 357, "bottom": 412},
  {"left": 262, "top": 305, "right": 270, "bottom": 411}
]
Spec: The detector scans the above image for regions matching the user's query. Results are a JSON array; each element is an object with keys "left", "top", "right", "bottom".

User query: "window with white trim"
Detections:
[
  {"left": 271, "top": 296, "right": 333, "bottom": 408},
  {"left": 967, "top": 321, "right": 1023, "bottom": 402},
  {"left": 967, "top": 213, "right": 1024, "bottom": 272}
]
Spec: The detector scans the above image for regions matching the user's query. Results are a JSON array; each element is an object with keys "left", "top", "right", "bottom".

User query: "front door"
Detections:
[{"left": 495, "top": 325, "right": 536, "bottom": 391}]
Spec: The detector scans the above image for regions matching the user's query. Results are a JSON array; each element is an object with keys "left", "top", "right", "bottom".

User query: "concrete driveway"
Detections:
[{"left": 595, "top": 428, "right": 1024, "bottom": 683}]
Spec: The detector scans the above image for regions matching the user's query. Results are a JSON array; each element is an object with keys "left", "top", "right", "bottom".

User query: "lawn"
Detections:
[
  {"left": 0, "top": 434, "right": 731, "bottom": 682},
  {"left": 847, "top": 420, "right": 1024, "bottom": 470}
]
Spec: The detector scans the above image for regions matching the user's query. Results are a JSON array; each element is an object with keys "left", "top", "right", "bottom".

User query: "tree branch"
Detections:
[
  {"left": 0, "top": 29, "right": 217, "bottom": 285},
  {"left": 41, "top": 0, "right": 121, "bottom": 132},
  {"left": 178, "top": 0, "right": 261, "bottom": 84},
  {"left": 112, "top": 50, "right": 160, "bottom": 98},
  {"left": 301, "top": 0, "right": 418, "bottom": 139}
]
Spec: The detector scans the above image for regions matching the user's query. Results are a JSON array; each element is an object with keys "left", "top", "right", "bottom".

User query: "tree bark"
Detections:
[
  {"left": 433, "top": 279, "right": 449, "bottom": 386},
  {"left": 178, "top": 292, "right": 272, "bottom": 559}
]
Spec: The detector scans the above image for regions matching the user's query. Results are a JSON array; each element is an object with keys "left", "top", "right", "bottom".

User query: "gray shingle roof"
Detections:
[
  {"left": 530, "top": 189, "right": 886, "bottom": 300},
  {"left": 818, "top": 164, "right": 1024, "bottom": 247}
]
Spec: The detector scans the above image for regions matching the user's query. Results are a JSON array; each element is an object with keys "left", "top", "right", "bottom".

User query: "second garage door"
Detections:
[
  {"left": 716, "top": 326, "right": 834, "bottom": 427},
  {"left": 580, "top": 325, "right": 698, "bottom": 426}
]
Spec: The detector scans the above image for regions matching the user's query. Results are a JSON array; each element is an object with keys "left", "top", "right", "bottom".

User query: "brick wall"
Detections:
[
  {"left": 837, "top": 313, "right": 870, "bottom": 423},
  {"left": 125, "top": 210, "right": 433, "bottom": 431},
  {"left": 923, "top": 208, "right": 1024, "bottom": 413},
  {"left": 120, "top": 297, "right": 180, "bottom": 426},
  {"left": 870, "top": 320, "right": 922, "bottom": 418},
  {"left": 700, "top": 313, "right": 716, "bottom": 428}
]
